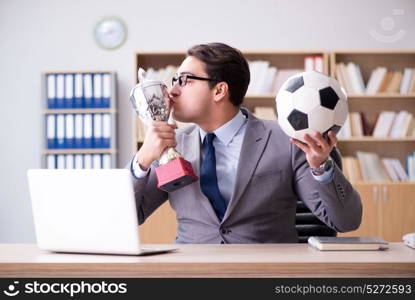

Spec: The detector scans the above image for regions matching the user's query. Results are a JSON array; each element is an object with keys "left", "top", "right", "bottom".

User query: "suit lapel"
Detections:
[
  {"left": 222, "top": 112, "right": 271, "bottom": 223},
  {"left": 182, "top": 127, "right": 220, "bottom": 224}
]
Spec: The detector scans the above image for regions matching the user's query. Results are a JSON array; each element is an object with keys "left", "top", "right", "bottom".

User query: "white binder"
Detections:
[
  {"left": 46, "top": 155, "right": 56, "bottom": 169},
  {"left": 57, "top": 154, "right": 66, "bottom": 169},
  {"left": 93, "top": 154, "right": 102, "bottom": 169},
  {"left": 103, "top": 114, "right": 111, "bottom": 148},
  {"left": 84, "top": 154, "right": 93, "bottom": 169},
  {"left": 93, "top": 74, "right": 103, "bottom": 107},
  {"left": 102, "top": 154, "right": 111, "bottom": 169},
  {"left": 65, "top": 155, "right": 74, "bottom": 169},
  {"left": 83, "top": 74, "right": 93, "bottom": 108},
  {"left": 74, "top": 114, "right": 83, "bottom": 148},
  {"left": 47, "top": 74, "right": 56, "bottom": 108},
  {"left": 64, "top": 74, "right": 74, "bottom": 108},
  {"left": 74, "top": 73, "right": 83, "bottom": 108},
  {"left": 56, "top": 114, "right": 65, "bottom": 148},
  {"left": 46, "top": 115, "right": 56, "bottom": 149},
  {"left": 65, "top": 114, "right": 74, "bottom": 149},
  {"left": 83, "top": 114, "right": 93, "bottom": 148},
  {"left": 93, "top": 114, "right": 103, "bottom": 148},
  {"left": 102, "top": 73, "right": 111, "bottom": 108},
  {"left": 56, "top": 74, "right": 65, "bottom": 108},
  {"left": 74, "top": 154, "right": 83, "bottom": 169}
]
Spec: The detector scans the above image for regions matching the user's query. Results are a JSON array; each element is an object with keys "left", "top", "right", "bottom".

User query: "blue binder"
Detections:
[
  {"left": 83, "top": 114, "right": 93, "bottom": 148},
  {"left": 74, "top": 114, "right": 83, "bottom": 148},
  {"left": 102, "top": 73, "right": 111, "bottom": 108},
  {"left": 83, "top": 74, "right": 93, "bottom": 108},
  {"left": 56, "top": 114, "right": 65, "bottom": 149},
  {"left": 46, "top": 115, "right": 56, "bottom": 149},
  {"left": 65, "top": 114, "right": 75, "bottom": 149},
  {"left": 93, "top": 73, "right": 103, "bottom": 108},
  {"left": 74, "top": 73, "right": 84, "bottom": 108},
  {"left": 47, "top": 74, "right": 56, "bottom": 109},
  {"left": 64, "top": 74, "right": 74, "bottom": 109},
  {"left": 93, "top": 114, "right": 103, "bottom": 148},
  {"left": 55, "top": 74, "right": 65, "bottom": 109}
]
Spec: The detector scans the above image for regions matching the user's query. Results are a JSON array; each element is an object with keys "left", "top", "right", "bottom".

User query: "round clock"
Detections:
[{"left": 94, "top": 17, "right": 127, "bottom": 50}]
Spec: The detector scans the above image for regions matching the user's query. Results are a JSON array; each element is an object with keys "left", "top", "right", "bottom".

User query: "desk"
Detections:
[{"left": 0, "top": 243, "right": 414, "bottom": 277}]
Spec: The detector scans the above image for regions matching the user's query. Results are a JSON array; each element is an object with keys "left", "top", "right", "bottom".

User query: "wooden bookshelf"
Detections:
[{"left": 331, "top": 50, "right": 415, "bottom": 168}]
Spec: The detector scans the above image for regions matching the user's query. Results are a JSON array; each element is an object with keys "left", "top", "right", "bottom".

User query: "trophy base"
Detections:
[{"left": 155, "top": 157, "right": 198, "bottom": 192}]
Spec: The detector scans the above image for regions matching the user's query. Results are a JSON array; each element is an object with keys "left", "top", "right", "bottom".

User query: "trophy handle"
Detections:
[{"left": 159, "top": 147, "right": 183, "bottom": 165}]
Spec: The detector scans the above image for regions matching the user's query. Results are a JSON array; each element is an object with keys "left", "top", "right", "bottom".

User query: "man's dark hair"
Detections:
[{"left": 187, "top": 43, "right": 250, "bottom": 107}]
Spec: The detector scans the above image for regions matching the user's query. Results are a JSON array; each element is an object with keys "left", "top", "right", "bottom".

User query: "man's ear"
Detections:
[{"left": 213, "top": 82, "right": 229, "bottom": 102}]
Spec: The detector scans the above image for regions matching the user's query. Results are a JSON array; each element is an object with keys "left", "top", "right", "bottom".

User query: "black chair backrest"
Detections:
[{"left": 295, "top": 147, "right": 342, "bottom": 243}]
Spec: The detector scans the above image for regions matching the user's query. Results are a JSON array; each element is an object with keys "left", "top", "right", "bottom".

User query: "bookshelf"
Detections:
[
  {"left": 331, "top": 50, "right": 415, "bottom": 241},
  {"left": 42, "top": 71, "right": 117, "bottom": 169},
  {"left": 331, "top": 50, "right": 415, "bottom": 176},
  {"left": 133, "top": 49, "right": 415, "bottom": 243}
]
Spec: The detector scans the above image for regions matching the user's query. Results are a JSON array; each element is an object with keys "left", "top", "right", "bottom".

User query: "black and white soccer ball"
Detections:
[{"left": 276, "top": 71, "right": 348, "bottom": 143}]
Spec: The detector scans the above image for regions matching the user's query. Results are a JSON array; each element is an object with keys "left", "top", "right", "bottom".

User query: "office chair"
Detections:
[{"left": 295, "top": 147, "right": 342, "bottom": 243}]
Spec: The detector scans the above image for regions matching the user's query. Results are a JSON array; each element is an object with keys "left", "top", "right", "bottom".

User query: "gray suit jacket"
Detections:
[{"left": 130, "top": 109, "right": 362, "bottom": 243}]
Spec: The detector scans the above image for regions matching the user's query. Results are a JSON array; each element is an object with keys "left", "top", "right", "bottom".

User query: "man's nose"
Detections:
[{"left": 169, "top": 84, "right": 180, "bottom": 96}]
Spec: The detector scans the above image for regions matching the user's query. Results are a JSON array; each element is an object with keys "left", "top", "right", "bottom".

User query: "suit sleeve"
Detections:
[
  {"left": 291, "top": 143, "right": 363, "bottom": 232},
  {"left": 125, "top": 156, "right": 168, "bottom": 225}
]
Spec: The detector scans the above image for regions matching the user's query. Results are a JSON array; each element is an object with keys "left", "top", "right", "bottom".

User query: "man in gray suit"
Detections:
[{"left": 129, "top": 43, "right": 362, "bottom": 244}]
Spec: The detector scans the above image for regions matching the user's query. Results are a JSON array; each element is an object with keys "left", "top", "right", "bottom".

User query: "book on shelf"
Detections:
[
  {"left": 382, "top": 158, "right": 402, "bottom": 182},
  {"left": 366, "top": 67, "right": 387, "bottom": 94},
  {"left": 342, "top": 156, "right": 363, "bottom": 182},
  {"left": 390, "top": 111, "right": 411, "bottom": 138},
  {"left": 335, "top": 63, "right": 415, "bottom": 95},
  {"left": 372, "top": 110, "right": 414, "bottom": 138},
  {"left": 386, "top": 71, "right": 403, "bottom": 93},
  {"left": 246, "top": 56, "right": 323, "bottom": 96},
  {"left": 343, "top": 153, "right": 411, "bottom": 183},
  {"left": 304, "top": 56, "right": 324, "bottom": 73},
  {"left": 308, "top": 236, "right": 389, "bottom": 251},
  {"left": 372, "top": 111, "right": 396, "bottom": 137},
  {"left": 335, "top": 62, "right": 365, "bottom": 94},
  {"left": 356, "top": 151, "right": 390, "bottom": 182},
  {"left": 350, "top": 112, "right": 364, "bottom": 137}
]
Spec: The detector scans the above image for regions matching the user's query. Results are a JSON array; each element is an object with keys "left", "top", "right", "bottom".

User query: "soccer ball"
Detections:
[{"left": 276, "top": 71, "right": 348, "bottom": 143}]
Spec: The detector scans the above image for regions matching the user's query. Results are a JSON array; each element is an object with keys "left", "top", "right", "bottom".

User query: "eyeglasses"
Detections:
[{"left": 172, "top": 74, "right": 217, "bottom": 87}]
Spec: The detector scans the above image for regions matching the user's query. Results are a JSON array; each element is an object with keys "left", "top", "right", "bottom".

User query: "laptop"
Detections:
[{"left": 27, "top": 169, "right": 178, "bottom": 256}]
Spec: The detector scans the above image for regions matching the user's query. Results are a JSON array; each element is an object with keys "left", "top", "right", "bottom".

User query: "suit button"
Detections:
[{"left": 221, "top": 229, "right": 227, "bottom": 234}]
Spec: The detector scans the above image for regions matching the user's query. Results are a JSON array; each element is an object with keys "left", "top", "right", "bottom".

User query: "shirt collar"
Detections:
[{"left": 199, "top": 110, "right": 247, "bottom": 146}]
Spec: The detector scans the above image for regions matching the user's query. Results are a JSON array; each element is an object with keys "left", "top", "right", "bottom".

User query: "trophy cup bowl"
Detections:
[{"left": 129, "top": 69, "right": 198, "bottom": 192}]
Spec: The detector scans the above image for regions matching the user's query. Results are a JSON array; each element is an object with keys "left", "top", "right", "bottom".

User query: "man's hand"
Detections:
[
  {"left": 136, "top": 121, "right": 177, "bottom": 170},
  {"left": 290, "top": 130, "right": 337, "bottom": 169}
]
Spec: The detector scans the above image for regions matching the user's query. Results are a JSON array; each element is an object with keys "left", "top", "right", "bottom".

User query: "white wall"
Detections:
[{"left": 0, "top": 0, "right": 414, "bottom": 243}]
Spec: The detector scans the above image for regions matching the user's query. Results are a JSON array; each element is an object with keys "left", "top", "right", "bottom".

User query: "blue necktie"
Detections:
[{"left": 200, "top": 133, "right": 227, "bottom": 221}]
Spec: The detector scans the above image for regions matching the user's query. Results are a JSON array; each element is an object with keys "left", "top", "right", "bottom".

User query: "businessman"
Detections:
[{"left": 129, "top": 42, "right": 362, "bottom": 243}]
